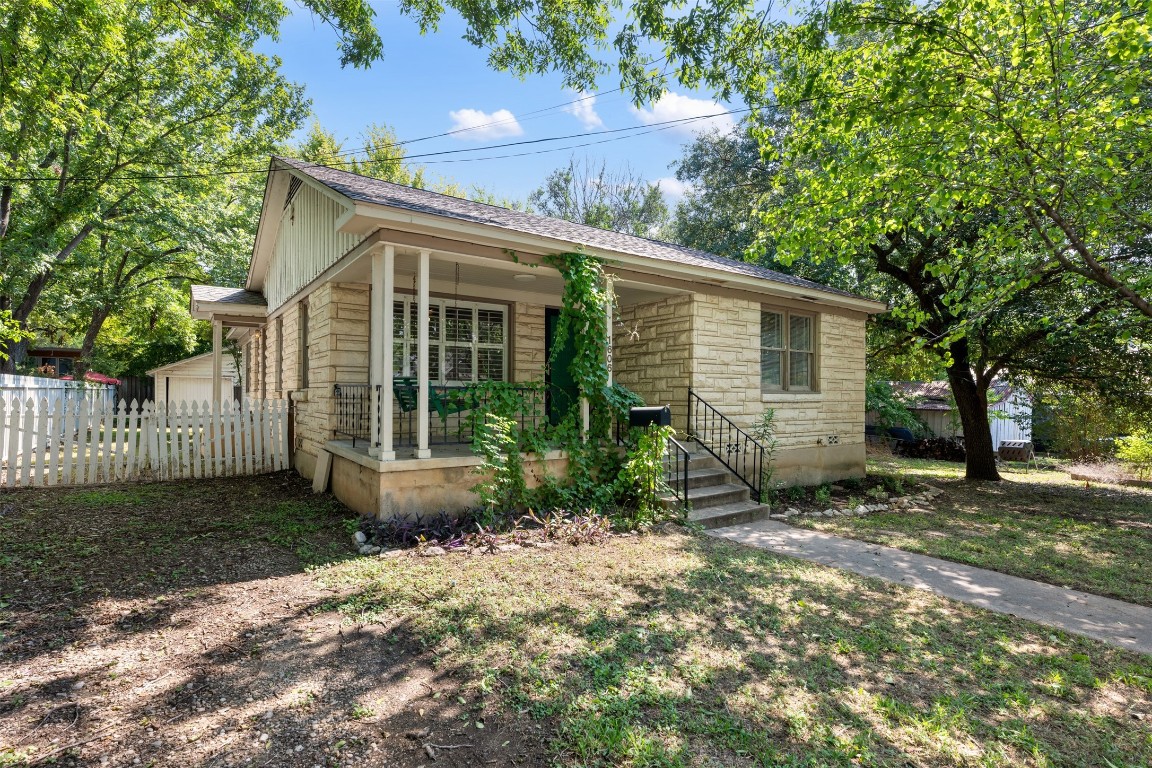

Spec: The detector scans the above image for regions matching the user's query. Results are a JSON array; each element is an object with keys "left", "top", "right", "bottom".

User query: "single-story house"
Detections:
[
  {"left": 148, "top": 352, "right": 240, "bottom": 405},
  {"left": 882, "top": 380, "right": 1032, "bottom": 447},
  {"left": 187, "top": 156, "right": 886, "bottom": 518}
]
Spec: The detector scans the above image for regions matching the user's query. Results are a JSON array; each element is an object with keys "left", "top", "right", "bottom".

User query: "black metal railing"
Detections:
[
  {"left": 614, "top": 419, "right": 690, "bottom": 510},
  {"left": 334, "top": 382, "right": 553, "bottom": 449},
  {"left": 333, "top": 383, "right": 372, "bottom": 445},
  {"left": 687, "top": 387, "right": 767, "bottom": 502}
]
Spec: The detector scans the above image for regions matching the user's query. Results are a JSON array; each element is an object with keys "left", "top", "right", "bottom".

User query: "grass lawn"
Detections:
[
  {"left": 790, "top": 456, "right": 1152, "bottom": 607},
  {"left": 1, "top": 473, "right": 1151, "bottom": 767}
]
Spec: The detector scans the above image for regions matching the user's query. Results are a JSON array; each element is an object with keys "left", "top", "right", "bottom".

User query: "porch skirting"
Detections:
[{"left": 323, "top": 440, "right": 569, "bottom": 519}]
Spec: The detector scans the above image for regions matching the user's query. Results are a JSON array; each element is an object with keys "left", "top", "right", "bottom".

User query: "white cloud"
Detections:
[
  {"left": 655, "top": 177, "right": 692, "bottom": 200},
  {"left": 562, "top": 91, "right": 604, "bottom": 129},
  {"left": 447, "top": 108, "right": 524, "bottom": 141},
  {"left": 631, "top": 92, "right": 735, "bottom": 137}
]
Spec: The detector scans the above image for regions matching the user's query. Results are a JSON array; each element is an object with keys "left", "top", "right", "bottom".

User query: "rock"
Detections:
[
  {"left": 785, "top": 507, "right": 801, "bottom": 515},
  {"left": 421, "top": 546, "right": 447, "bottom": 557},
  {"left": 769, "top": 514, "right": 787, "bottom": 520},
  {"left": 855, "top": 506, "right": 868, "bottom": 515},
  {"left": 358, "top": 544, "right": 380, "bottom": 556},
  {"left": 823, "top": 509, "right": 837, "bottom": 517},
  {"left": 830, "top": 484, "right": 847, "bottom": 492},
  {"left": 496, "top": 543, "right": 522, "bottom": 552},
  {"left": 354, "top": 531, "right": 367, "bottom": 545}
]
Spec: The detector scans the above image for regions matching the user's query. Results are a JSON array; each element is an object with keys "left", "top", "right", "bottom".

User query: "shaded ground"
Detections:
[
  {"left": 2, "top": 472, "right": 1151, "bottom": 766},
  {"left": 790, "top": 457, "right": 1152, "bottom": 607},
  {"left": 0, "top": 475, "right": 547, "bottom": 767}
]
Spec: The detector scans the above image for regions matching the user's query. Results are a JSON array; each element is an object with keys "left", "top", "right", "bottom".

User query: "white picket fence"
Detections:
[
  {"left": 0, "top": 397, "right": 290, "bottom": 487},
  {"left": 0, "top": 374, "right": 117, "bottom": 463}
]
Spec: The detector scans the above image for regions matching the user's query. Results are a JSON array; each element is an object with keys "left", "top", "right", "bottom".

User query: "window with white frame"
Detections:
[
  {"left": 392, "top": 298, "right": 507, "bottom": 383},
  {"left": 760, "top": 309, "right": 816, "bottom": 392}
]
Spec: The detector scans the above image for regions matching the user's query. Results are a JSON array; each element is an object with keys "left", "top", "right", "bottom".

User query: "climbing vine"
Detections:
[{"left": 467, "top": 250, "right": 665, "bottom": 525}]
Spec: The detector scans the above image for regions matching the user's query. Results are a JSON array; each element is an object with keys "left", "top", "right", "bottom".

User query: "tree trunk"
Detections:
[
  {"left": 946, "top": 340, "right": 1000, "bottom": 481},
  {"left": 76, "top": 305, "right": 111, "bottom": 379}
]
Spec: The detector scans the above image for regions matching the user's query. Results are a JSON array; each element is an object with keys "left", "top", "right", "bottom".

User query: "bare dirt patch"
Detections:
[{"left": 0, "top": 475, "right": 546, "bottom": 767}]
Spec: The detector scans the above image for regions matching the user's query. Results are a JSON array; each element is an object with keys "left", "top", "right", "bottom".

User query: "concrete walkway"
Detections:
[{"left": 709, "top": 520, "right": 1152, "bottom": 655}]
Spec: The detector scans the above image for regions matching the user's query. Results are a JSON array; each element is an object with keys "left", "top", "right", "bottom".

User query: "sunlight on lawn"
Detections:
[{"left": 317, "top": 533, "right": 1152, "bottom": 767}]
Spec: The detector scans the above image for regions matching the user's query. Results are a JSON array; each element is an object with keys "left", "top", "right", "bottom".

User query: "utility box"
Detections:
[{"left": 629, "top": 405, "right": 671, "bottom": 428}]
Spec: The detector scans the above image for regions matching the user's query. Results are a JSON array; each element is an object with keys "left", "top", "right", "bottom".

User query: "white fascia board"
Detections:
[
  {"left": 190, "top": 299, "right": 268, "bottom": 322},
  {"left": 339, "top": 204, "right": 889, "bottom": 315}
]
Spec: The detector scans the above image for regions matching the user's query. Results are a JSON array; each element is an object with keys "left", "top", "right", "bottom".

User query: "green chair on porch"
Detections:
[{"left": 393, "top": 377, "right": 476, "bottom": 432}]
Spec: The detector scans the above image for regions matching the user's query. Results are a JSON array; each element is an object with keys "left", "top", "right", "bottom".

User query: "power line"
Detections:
[{"left": 0, "top": 105, "right": 754, "bottom": 184}]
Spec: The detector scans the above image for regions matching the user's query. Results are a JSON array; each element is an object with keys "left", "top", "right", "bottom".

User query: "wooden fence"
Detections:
[{"left": 0, "top": 398, "right": 290, "bottom": 488}]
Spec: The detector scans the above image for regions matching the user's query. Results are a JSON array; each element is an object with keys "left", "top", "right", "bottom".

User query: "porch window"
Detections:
[
  {"left": 392, "top": 297, "right": 507, "bottom": 383},
  {"left": 761, "top": 309, "right": 816, "bottom": 392}
]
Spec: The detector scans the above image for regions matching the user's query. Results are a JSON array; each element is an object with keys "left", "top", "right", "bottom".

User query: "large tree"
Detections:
[
  {"left": 528, "top": 156, "right": 668, "bottom": 237},
  {"left": 0, "top": 0, "right": 382, "bottom": 368},
  {"left": 394, "top": 0, "right": 1152, "bottom": 320}
]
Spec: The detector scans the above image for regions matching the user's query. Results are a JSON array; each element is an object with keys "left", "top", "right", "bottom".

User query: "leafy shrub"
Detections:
[
  {"left": 360, "top": 510, "right": 482, "bottom": 548},
  {"left": 1116, "top": 431, "right": 1152, "bottom": 479},
  {"left": 866, "top": 378, "right": 929, "bottom": 436},
  {"left": 525, "top": 509, "right": 613, "bottom": 545},
  {"left": 814, "top": 484, "right": 832, "bottom": 504}
]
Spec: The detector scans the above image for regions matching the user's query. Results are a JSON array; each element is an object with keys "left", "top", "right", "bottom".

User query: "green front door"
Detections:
[{"left": 545, "top": 308, "right": 580, "bottom": 426}]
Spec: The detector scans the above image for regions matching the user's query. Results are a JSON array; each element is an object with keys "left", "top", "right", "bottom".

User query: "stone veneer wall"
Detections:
[
  {"left": 512, "top": 302, "right": 546, "bottom": 382},
  {"left": 615, "top": 291, "right": 868, "bottom": 485},
  {"left": 290, "top": 282, "right": 370, "bottom": 479},
  {"left": 613, "top": 293, "right": 694, "bottom": 432}
]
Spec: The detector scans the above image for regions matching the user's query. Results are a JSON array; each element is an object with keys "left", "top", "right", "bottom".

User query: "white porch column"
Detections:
[
  {"left": 415, "top": 248, "right": 432, "bottom": 459},
  {"left": 211, "top": 319, "right": 223, "bottom": 406},
  {"left": 381, "top": 245, "right": 396, "bottom": 459},
  {"left": 369, "top": 245, "right": 396, "bottom": 459}
]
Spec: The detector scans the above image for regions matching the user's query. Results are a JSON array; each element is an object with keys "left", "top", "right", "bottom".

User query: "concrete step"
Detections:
[
  {"left": 683, "top": 467, "right": 732, "bottom": 490},
  {"left": 685, "top": 482, "right": 750, "bottom": 509},
  {"left": 688, "top": 500, "right": 772, "bottom": 529}
]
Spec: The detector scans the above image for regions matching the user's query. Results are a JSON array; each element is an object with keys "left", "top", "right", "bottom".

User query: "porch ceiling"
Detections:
[{"left": 329, "top": 247, "right": 683, "bottom": 306}]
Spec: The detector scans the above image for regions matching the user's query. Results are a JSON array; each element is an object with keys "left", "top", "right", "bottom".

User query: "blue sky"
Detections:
[{"left": 257, "top": 3, "right": 738, "bottom": 204}]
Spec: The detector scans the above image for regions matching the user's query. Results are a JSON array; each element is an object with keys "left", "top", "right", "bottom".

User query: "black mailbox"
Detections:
[{"left": 629, "top": 405, "right": 671, "bottom": 428}]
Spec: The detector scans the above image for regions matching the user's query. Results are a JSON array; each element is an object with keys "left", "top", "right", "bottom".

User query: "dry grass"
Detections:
[
  {"left": 2, "top": 474, "right": 1151, "bottom": 767},
  {"left": 792, "top": 456, "right": 1152, "bottom": 606}
]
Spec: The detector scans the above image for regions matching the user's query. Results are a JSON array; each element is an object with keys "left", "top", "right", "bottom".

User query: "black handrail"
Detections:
[
  {"left": 687, "top": 388, "right": 767, "bottom": 502},
  {"left": 664, "top": 436, "right": 690, "bottom": 511}
]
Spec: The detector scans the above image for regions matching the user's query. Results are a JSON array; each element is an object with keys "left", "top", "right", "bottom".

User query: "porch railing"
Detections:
[
  {"left": 333, "top": 383, "right": 372, "bottom": 446},
  {"left": 332, "top": 382, "right": 552, "bottom": 449},
  {"left": 687, "top": 388, "right": 767, "bottom": 502}
]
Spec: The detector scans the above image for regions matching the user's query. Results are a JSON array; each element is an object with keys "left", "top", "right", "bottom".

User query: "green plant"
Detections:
[
  {"left": 1116, "top": 430, "right": 1152, "bottom": 480},
  {"left": 786, "top": 485, "right": 805, "bottom": 502},
  {"left": 866, "top": 378, "right": 929, "bottom": 437},
  {"left": 814, "top": 484, "right": 832, "bottom": 504},
  {"left": 471, "top": 414, "right": 525, "bottom": 525},
  {"left": 618, "top": 424, "right": 676, "bottom": 526},
  {"left": 749, "top": 408, "right": 780, "bottom": 504}
]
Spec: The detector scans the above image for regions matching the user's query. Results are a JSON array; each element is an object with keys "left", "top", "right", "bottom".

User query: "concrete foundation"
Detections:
[{"left": 324, "top": 441, "right": 569, "bottom": 519}]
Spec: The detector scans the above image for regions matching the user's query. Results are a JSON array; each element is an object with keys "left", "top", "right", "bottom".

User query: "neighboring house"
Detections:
[
  {"left": 886, "top": 380, "right": 1032, "bottom": 447},
  {"left": 187, "top": 157, "right": 886, "bottom": 518},
  {"left": 148, "top": 352, "right": 239, "bottom": 405},
  {"left": 28, "top": 346, "right": 81, "bottom": 377}
]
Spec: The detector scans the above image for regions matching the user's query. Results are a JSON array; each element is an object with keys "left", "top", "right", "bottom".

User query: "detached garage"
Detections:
[{"left": 148, "top": 353, "right": 239, "bottom": 405}]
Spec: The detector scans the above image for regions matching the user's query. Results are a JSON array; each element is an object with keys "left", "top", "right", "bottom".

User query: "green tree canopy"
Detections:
[
  {"left": 528, "top": 156, "right": 668, "bottom": 237},
  {"left": 0, "top": 0, "right": 383, "bottom": 368}
]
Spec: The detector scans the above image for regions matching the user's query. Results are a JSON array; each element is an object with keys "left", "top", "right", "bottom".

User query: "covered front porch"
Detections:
[{"left": 317, "top": 234, "right": 683, "bottom": 460}]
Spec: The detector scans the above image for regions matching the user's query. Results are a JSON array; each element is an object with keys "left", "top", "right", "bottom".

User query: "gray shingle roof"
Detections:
[
  {"left": 191, "top": 285, "right": 267, "bottom": 307},
  {"left": 276, "top": 156, "right": 870, "bottom": 302}
]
